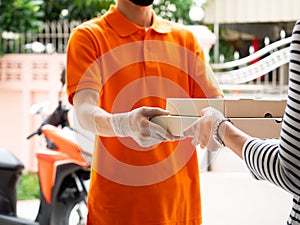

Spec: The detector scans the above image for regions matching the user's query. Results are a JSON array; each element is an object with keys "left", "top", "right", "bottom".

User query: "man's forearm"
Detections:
[{"left": 73, "top": 89, "right": 115, "bottom": 137}]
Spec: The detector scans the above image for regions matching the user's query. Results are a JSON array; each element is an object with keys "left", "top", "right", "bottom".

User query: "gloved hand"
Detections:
[
  {"left": 111, "top": 106, "right": 175, "bottom": 147},
  {"left": 183, "top": 107, "right": 225, "bottom": 151}
]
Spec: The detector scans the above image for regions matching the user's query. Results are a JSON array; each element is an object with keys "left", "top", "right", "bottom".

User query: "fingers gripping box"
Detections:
[{"left": 151, "top": 98, "right": 286, "bottom": 138}]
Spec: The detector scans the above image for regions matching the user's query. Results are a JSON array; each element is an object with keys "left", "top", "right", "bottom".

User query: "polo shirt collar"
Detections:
[{"left": 105, "top": 5, "right": 171, "bottom": 37}]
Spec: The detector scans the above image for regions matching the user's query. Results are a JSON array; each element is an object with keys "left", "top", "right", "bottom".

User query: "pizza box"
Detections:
[
  {"left": 151, "top": 115, "right": 282, "bottom": 139},
  {"left": 166, "top": 98, "right": 287, "bottom": 118},
  {"left": 166, "top": 98, "right": 224, "bottom": 116},
  {"left": 224, "top": 98, "right": 286, "bottom": 118}
]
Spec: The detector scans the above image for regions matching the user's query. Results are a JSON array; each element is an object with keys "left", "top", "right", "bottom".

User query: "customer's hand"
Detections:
[
  {"left": 111, "top": 106, "right": 175, "bottom": 147},
  {"left": 183, "top": 107, "right": 225, "bottom": 151}
]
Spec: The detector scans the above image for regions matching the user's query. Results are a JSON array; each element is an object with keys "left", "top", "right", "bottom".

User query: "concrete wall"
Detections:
[{"left": 0, "top": 54, "right": 65, "bottom": 170}]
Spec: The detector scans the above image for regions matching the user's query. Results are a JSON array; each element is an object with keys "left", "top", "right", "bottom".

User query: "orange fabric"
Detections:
[{"left": 66, "top": 5, "right": 223, "bottom": 225}]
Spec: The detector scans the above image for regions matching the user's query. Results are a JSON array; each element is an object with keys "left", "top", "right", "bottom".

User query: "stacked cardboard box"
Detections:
[{"left": 151, "top": 98, "right": 287, "bottom": 139}]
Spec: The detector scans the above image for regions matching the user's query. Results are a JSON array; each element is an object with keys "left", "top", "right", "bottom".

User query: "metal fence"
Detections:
[
  {"left": 1, "top": 20, "right": 81, "bottom": 54},
  {"left": 1, "top": 20, "right": 291, "bottom": 96},
  {"left": 211, "top": 37, "right": 291, "bottom": 95}
]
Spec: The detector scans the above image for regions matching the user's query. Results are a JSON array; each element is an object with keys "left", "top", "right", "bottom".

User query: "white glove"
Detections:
[
  {"left": 183, "top": 107, "right": 225, "bottom": 151},
  {"left": 111, "top": 106, "right": 175, "bottom": 147}
]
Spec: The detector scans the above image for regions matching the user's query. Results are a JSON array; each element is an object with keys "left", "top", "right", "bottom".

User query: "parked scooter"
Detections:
[{"left": 0, "top": 100, "right": 93, "bottom": 225}]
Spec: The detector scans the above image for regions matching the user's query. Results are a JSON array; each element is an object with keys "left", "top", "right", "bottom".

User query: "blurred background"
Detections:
[{"left": 1, "top": 0, "right": 298, "bottom": 224}]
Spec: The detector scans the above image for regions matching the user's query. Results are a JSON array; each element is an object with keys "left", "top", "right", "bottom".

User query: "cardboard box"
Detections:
[
  {"left": 167, "top": 98, "right": 224, "bottom": 116},
  {"left": 230, "top": 118, "right": 283, "bottom": 139},
  {"left": 151, "top": 115, "right": 283, "bottom": 139},
  {"left": 225, "top": 99, "right": 287, "bottom": 118},
  {"left": 166, "top": 98, "right": 287, "bottom": 118},
  {"left": 151, "top": 115, "right": 198, "bottom": 137},
  {"left": 152, "top": 98, "right": 286, "bottom": 139}
]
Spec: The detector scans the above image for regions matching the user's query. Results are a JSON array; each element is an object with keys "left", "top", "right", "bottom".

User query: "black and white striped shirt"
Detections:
[{"left": 243, "top": 20, "right": 300, "bottom": 225}]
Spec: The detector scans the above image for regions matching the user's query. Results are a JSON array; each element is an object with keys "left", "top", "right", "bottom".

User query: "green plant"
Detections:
[
  {"left": 153, "top": 0, "right": 193, "bottom": 25},
  {"left": 41, "top": 0, "right": 115, "bottom": 22},
  {"left": 17, "top": 172, "right": 40, "bottom": 200},
  {"left": 0, "top": 0, "right": 44, "bottom": 55},
  {"left": 0, "top": 0, "right": 44, "bottom": 33}
]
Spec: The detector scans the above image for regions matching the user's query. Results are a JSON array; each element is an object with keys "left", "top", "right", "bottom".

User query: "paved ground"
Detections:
[
  {"left": 16, "top": 172, "right": 292, "bottom": 225},
  {"left": 17, "top": 199, "right": 39, "bottom": 221}
]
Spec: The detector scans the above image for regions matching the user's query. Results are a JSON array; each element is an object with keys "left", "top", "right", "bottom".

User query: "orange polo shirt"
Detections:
[{"left": 66, "top": 5, "right": 223, "bottom": 225}]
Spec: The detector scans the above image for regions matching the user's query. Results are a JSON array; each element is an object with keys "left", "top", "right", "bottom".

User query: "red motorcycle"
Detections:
[{"left": 0, "top": 100, "right": 92, "bottom": 225}]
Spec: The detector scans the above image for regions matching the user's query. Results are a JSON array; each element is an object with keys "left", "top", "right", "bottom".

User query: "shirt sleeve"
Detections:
[
  {"left": 66, "top": 24, "right": 103, "bottom": 105},
  {"left": 242, "top": 20, "right": 300, "bottom": 197}
]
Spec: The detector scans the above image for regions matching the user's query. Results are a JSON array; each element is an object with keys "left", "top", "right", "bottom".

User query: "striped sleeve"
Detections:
[
  {"left": 243, "top": 20, "right": 300, "bottom": 198},
  {"left": 243, "top": 20, "right": 300, "bottom": 224}
]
